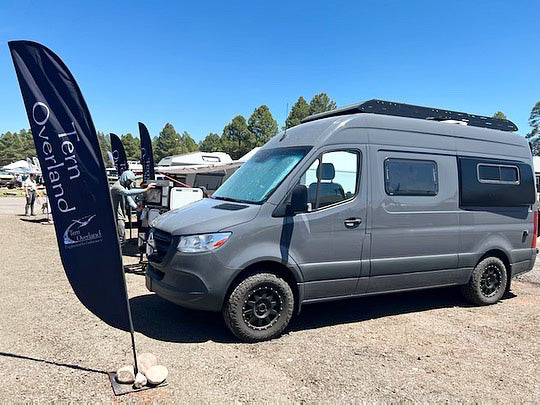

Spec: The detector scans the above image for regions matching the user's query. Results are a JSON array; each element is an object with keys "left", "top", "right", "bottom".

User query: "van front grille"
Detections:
[{"left": 148, "top": 228, "right": 173, "bottom": 263}]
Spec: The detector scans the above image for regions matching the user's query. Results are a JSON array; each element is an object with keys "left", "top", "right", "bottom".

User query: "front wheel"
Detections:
[
  {"left": 223, "top": 273, "right": 294, "bottom": 342},
  {"left": 460, "top": 257, "right": 508, "bottom": 305}
]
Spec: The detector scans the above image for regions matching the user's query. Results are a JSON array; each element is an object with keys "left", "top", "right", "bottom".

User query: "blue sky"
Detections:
[{"left": 0, "top": 0, "right": 539, "bottom": 141}]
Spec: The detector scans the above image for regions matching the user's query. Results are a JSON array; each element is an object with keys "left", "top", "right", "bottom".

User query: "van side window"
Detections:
[
  {"left": 384, "top": 158, "right": 438, "bottom": 196},
  {"left": 477, "top": 164, "right": 519, "bottom": 184},
  {"left": 458, "top": 157, "right": 535, "bottom": 207},
  {"left": 298, "top": 150, "right": 359, "bottom": 210}
]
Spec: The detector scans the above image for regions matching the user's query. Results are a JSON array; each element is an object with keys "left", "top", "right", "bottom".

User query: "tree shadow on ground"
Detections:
[{"left": 130, "top": 287, "right": 516, "bottom": 344}]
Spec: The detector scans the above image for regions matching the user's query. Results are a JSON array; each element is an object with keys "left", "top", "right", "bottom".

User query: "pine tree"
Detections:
[
  {"left": 285, "top": 97, "right": 310, "bottom": 129},
  {"left": 199, "top": 133, "right": 222, "bottom": 152},
  {"left": 309, "top": 93, "right": 337, "bottom": 115},
  {"left": 153, "top": 123, "right": 186, "bottom": 162},
  {"left": 121, "top": 133, "right": 141, "bottom": 160},
  {"left": 526, "top": 101, "right": 540, "bottom": 155},
  {"left": 248, "top": 105, "right": 278, "bottom": 146},
  {"left": 492, "top": 111, "right": 507, "bottom": 120},
  {"left": 222, "top": 115, "right": 254, "bottom": 159}
]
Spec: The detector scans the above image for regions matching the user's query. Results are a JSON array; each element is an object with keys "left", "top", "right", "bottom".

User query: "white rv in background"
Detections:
[
  {"left": 533, "top": 156, "right": 540, "bottom": 192},
  {"left": 156, "top": 149, "right": 260, "bottom": 194}
]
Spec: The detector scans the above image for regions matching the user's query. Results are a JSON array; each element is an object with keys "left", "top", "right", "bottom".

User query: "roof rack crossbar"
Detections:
[{"left": 301, "top": 99, "right": 518, "bottom": 132}]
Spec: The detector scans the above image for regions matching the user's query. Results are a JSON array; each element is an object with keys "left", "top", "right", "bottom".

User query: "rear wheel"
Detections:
[
  {"left": 223, "top": 272, "right": 294, "bottom": 342},
  {"left": 460, "top": 257, "right": 508, "bottom": 305}
]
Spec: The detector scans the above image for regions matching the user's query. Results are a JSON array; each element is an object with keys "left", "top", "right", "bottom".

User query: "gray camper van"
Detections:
[{"left": 146, "top": 100, "right": 537, "bottom": 342}]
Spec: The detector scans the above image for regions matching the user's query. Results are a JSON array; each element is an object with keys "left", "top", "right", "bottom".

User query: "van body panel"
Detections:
[
  {"left": 368, "top": 142, "right": 460, "bottom": 286},
  {"left": 366, "top": 267, "right": 472, "bottom": 294},
  {"left": 303, "top": 279, "right": 359, "bottom": 300},
  {"left": 458, "top": 207, "right": 535, "bottom": 273},
  {"left": 152, "top": 197, "right": 261, "bottom": 235}
]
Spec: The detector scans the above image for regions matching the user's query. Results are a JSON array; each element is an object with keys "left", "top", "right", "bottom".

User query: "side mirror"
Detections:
[{"left": 290, "top": 184, "right": 308, "bottom": 215}]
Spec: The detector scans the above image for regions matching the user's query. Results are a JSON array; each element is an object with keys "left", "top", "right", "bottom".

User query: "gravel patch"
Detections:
[{"left": 0, "top": 197, "right": 539, "bottom": 402}]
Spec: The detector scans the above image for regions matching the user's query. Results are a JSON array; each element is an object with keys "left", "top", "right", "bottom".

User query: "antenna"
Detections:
[{"left": 280, "top": 102, "right": 289, "bottom": 141}]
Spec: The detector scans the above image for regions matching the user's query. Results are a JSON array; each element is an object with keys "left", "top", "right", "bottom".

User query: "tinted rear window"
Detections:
[{"left": 459, "top": 157, "right": 534, "bottom": 207}]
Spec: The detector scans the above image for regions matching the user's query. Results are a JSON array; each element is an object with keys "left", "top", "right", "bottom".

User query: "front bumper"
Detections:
[{"left": 145, "top": 239, "right": 238, "bottom": 312}]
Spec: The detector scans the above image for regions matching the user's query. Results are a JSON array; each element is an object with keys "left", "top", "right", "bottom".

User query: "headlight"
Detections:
[{"left": 177, "top": 232, "right": 231, "bottom": 253}]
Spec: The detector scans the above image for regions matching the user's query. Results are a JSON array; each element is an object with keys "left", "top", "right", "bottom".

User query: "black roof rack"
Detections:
[{"left": 301, "top": 99, "right": 518, "bottom": 132}]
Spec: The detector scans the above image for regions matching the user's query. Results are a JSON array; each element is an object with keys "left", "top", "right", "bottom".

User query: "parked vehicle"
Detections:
[
  {"left": 0, "top": 170, "right": 15, "bottom": 188},
  {"left": 146, "top": 100, "right": 537, "bottom": 342}
]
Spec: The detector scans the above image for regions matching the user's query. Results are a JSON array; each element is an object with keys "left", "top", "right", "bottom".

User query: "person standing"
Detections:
[
  {"left": 24, "top": 173, "right": 38, "bottom": 216},
  {"left": 110, "top": 170, "right": 155, "bottom": 245}
]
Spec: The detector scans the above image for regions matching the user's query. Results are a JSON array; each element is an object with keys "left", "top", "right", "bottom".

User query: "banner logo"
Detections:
[{"left": 63, "top": 214, "right": 103, "bottom": 248}]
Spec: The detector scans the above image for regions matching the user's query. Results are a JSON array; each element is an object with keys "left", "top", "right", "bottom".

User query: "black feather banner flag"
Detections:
[
  {"left": 9, "top": 40, "right": 134, "bottom": 333},
  {"left": 110, "top": 133, "right": 128, "bottom": 176},
  {"left": 138, "top": 122, "right": 155, "bottom": 181}
]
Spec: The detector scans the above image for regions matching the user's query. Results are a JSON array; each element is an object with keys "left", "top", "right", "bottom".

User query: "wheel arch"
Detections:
[
  {"left": 224, "top": 260, "right": 303, "bottom": 314},
  {"left": 476, "top": 249, "right": 512, "bottom": 292}
]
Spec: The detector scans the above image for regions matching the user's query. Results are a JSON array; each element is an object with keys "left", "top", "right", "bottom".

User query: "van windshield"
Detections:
[{"left": 213, "top": 146, "right": 310, "bottom": 204}]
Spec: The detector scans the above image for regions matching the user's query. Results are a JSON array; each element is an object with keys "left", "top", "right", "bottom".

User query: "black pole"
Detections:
[
  {"left": 119, "top": 213, "right": 138, "bottom": 375},
  {"left": 122, "top": 256, "right": 138, "bottom": 375},
  {"left": 128, "top": 206, "right": 132, "bottom": 240},
  {"left": 130, "top": 324, "right": 139, "bottom": 375}
]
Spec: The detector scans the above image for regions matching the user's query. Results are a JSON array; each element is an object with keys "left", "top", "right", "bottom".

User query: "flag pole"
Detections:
[{"left": 129, "top": 318, "right": 139, "bottom": 375}]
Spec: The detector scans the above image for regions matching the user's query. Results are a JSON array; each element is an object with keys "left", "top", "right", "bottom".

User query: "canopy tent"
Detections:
[
  {"left": 2, "top": 159, "right": 41, "bottom": 174},
  {"left": 2, "top": 160, "right": 30, "bottom": 170}
]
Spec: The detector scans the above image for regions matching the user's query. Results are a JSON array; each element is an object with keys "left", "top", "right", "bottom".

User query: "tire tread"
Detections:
[
  {"left": 460, "top": 257, "right": 507, "bottom": 306},
  {"left": 223, "top": 272, "right": 294, "bottom": 342}
]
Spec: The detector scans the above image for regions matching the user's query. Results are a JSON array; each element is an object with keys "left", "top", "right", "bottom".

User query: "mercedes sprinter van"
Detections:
[{"left": 146, "top": 100, "right": 537, "bottom": 342}]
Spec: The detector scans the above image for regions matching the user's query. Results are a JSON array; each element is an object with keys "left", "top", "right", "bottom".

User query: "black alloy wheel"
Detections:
[
  {"left": 479, "top": 263, "right": 503, "bottom": 298},
  {"left": 242, "top": 286, "right": 283, "bottom": 330},
  {"left": 223, "top": 272, "right": 294, "bottom": 342},
  {"left": 460, "top": 256, "right": 508, "bottom": 305}
]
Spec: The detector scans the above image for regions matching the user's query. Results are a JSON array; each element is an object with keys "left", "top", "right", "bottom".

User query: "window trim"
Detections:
[
  {"left": 299, "top": 149, "right": 361, "bottom": 212},
  {"left": 476, "top": 163, "right": 520, "bottom": 185},
  {"left": 384, "top": 157, "right": 439, "bottom": 197}
]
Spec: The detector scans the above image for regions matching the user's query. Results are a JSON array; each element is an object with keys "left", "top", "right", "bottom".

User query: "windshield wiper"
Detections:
[{"left": 212, "top": 196, "right": 257, "bottom": 204}]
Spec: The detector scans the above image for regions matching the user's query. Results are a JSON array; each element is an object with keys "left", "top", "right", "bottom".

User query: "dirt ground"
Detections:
[{"left": 0, "top": 196, "right": 539, "bottom": 403}]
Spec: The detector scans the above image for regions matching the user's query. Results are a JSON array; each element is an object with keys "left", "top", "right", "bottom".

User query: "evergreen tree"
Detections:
[
  {"left": 154, "top": 123, "right": 184, "bottom": 162},
  {"left": 526, "top": 101, "right": 540, "bottom": 155},
  {"left": 285, "top": 97, "right": 310, "bottom": 129},
  {"left": 97, "top": 131, "right": 112, "bottom": 166},
  {"left": 0, "top": 129, "right": 36, "bottom": 166},
  {"left": 180, "top": 131, "right": 199, "bottom": 152},
  {"left": 248, "top": 105, "right": 278, "bottom": 145},
  {"left": 19, "top": 129, "right": 35, "bottom": 158},
  {"left": 309, "top": 93, "right": 337, "bottom": 115},
  {"left": 222, "top": 115, "right": 253, "bottom": 159},
  {"left": 121, "top": 133, "right": 141, "bottom": 160},
  {"left": 199, "top": 133, "right": 222, "bottom": 152},
  {"left": 0, "top": 132, "right": 22, "bottom": 165},
  {"left": 152, "top": 123, "right": 201, "bottom": 162},
  {"left": 492, "top": 111, "right": 508, "bottom": 120}
]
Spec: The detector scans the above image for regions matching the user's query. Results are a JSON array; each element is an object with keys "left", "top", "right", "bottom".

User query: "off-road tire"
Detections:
[
  {"left": 460, "top": 257, "right": 508, "bottom": 305},
  {"left": 223, "top": 273, "right": 294, "bottom": 342}
]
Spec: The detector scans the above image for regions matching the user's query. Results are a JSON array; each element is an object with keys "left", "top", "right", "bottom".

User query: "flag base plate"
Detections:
[{"left": 108, "top": 372, "right": 168, "bottom": 396}]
